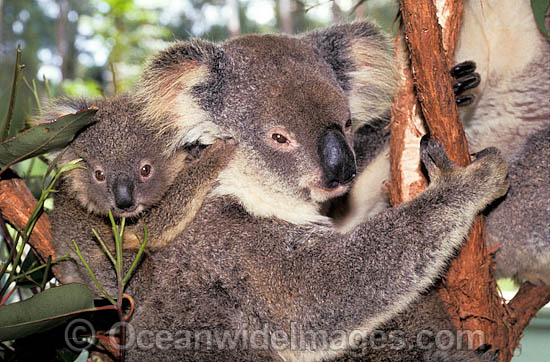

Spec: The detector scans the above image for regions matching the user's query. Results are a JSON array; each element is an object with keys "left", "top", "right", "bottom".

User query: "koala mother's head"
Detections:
[{"left": 138, "top": 22, "right": 395, "bottom": 224}]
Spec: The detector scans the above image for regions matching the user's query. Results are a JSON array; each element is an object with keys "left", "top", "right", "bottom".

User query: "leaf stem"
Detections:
[{"left": 1, "top": 44, "right": 25, "bottom": 141}]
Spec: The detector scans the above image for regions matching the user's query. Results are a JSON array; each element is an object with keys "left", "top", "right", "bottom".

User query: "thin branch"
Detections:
[{"left": 1, "top": 44, "right": 25, "bottom": 140}]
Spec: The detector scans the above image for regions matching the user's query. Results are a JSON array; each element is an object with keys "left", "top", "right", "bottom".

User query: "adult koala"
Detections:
[{"left": 124, "top": 23, "right": 507, "bottom": 361}]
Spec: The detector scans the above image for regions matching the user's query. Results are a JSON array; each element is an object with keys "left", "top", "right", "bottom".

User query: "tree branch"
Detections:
[{"left": 0, "top": 172, "right": 56, "bottom": 263}]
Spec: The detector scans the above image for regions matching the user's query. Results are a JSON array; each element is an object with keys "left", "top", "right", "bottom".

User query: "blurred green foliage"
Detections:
[{"left": 0, "top": 0, "right": 398, "bottom": 124}]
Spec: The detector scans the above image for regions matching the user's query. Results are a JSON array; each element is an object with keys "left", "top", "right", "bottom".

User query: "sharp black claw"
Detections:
[
  {"left": 420, "top": 135, "right": 454, "bottom": 176},
  {"left": 451, "top": 60, "right": 477, "bottom": 78},
  {"left": 475, "top": 343, "right": 492, "bottom": 354},
  {"left": 420, "top": 134, "right": 431, "bottom": 149},
  {"left": 453, "top": 73, "right": 481, "bottom": 95},
  {"left": 455, "top": 94, "right": 475, "bottom": 107}
]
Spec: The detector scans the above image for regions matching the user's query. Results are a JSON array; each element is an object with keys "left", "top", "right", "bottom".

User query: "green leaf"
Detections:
[
  {"left": 531, "top": 0, "right": 550, "bottom": 38},
  {"left": 0, "top": 284, "right": 95, "bottom": 341},
  {"left": 0, "top": 108, "right": 97, "bottom": 173}
]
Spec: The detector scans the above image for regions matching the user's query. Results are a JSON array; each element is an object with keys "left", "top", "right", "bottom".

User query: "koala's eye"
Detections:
[
  {"left": 140, "top": 164, "right": 152, "bottom": 177},
  {"left": 267, "top": 127, "right": 299, "bottom": 150},
  {"left": 272, "top": 133, "right": 288, "bottom": 144},
  {"left": 345, "top": 119, "right": 352, "bottom": 130},
  {"left": 94, "top": 170, "right": 105, "bottom": 182}
]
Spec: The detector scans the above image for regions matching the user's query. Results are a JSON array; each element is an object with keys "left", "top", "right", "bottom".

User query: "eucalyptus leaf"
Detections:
[
  {"left": 0, "top": 284, "right": 95, "bottom": 341},
  {"left": 531, "top": 0, "right": 550, "bottom": 38},
  {"left": 0, "top": 108, "right": 97, "bottom": 173}
]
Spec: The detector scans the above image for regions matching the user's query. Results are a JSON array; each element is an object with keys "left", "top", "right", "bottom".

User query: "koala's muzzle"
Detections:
[
  {"left": 113, "top": 177, "right": 135, "bottom": 210},
  {"left": 318, "top": 127, "right": 356, "bottom": 189}
]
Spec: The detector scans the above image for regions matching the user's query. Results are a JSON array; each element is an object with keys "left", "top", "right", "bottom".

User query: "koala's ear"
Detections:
[
  {"left": 137, "top": 39, "right": 229, "bottom": 152},
  {"left": 306, "top": 22, "right": 396, "bottom": 128},
  {"left": 37, "top": 97, "right": 92, "bottom": 125}
]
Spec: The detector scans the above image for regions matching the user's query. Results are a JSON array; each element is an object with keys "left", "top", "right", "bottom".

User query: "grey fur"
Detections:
[
  {"left": 49, "top": 95, "right": 236, "bottom": 296},
  {"left": 123, "top": 23, "right": 507, "bottom": 361},
  {"left": 485, "top": 128, "right": 550, "bottom": 284},
  {"left": 455, "top": 0, "right": 550, "bottom": 285}
]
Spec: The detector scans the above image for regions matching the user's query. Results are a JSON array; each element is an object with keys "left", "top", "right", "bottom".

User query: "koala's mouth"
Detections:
[
  {"left": 309, "top": 183, "right": 349, "bottom": 201},
  {"left": 113, "top": 204, "right": 145, "bottom": 219}
]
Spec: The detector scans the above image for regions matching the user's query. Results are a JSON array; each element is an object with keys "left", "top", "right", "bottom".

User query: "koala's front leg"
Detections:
[
  {"left": 123, "top": 139, "right": 237, "bottom": 249},
  {"left": 419, "top": 136, "right": 509, "bottom": 205},
  {"left": 245, "top": 138, "right": 509, "bottom": 362}
]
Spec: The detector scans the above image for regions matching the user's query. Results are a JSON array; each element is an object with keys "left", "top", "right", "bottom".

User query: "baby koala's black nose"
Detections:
[
  {"left": 113, "top": 177, "right": 135, "bottom": 210},
  {"left": 318, "top": 126, "right": 356, "bottom": 189}
]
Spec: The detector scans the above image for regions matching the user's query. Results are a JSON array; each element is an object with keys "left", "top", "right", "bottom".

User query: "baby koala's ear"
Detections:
[{"left": 37, "top": 97, "right": 96, "bottom": 168}]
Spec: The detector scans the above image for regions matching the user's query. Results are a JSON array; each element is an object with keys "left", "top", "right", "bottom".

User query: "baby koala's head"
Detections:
[{"left": 52, "top": 95, "right": 188, "bottom": 218}]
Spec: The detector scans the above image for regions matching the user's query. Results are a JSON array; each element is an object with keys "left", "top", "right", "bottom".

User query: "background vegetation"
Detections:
[{"left": 0, "top": 0, "right": 397, "bottom": 136}]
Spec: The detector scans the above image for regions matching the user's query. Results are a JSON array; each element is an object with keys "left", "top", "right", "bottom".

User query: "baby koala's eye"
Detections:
[
  {"left": 140, "top": 164, "right": 152, "bottom": 177},
  {"left": 94, "top": 170, "right": 105, "bottom": 182},
  {"left": 272, "top": 133, "right": 289, "bottom": 144}
]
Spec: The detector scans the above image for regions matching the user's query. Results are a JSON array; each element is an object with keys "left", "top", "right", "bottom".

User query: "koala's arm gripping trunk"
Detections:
[{"left": 227, "top": 142, "right": 508, "bottom": 359}]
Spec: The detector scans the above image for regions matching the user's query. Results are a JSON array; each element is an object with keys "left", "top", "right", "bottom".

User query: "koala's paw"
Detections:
[
  {"left": 420, "top": 136, "right": 509, "bottom": 207},
  {"left": 466, "top": 147, "right": 510, "bottom": 202},
  {"left": 203, "top": 138, "right": 237, "bottom": 168},
  {"left": 185, "top": 138, "right": 237, "bottom": 167}
]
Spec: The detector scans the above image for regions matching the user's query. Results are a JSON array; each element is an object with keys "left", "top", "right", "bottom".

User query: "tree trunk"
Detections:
[
  {"left": 278, "top": 0, "right": 293, "bottom": 34},
  {"left": 393, "top": 1, "right": 550, "bottom": 360},
  {"left": 56, "top": 0, "right": 70, "bottom": 80},
  {"left": 0, "top": 173, "right": 56, "bottom": 264},
  {"left": 227, "top": 0, "right": 241, "bottom": 37}
]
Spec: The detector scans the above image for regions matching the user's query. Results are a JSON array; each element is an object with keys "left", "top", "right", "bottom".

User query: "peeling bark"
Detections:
[{"left": 388, "top": 29, "right": 427, "bottom": 206}]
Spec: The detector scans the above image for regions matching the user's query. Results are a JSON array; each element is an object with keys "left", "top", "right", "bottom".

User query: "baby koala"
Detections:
[{"left": 48, "top": 94, "right": 235, "bottom": 296}]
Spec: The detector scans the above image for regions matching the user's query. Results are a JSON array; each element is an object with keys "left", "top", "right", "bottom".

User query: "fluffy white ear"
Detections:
[
  {"left": 306, "top": 22, "right": 397, "bottom": 130},
  {"left": 137, "top": 39, "right": 229, "bottom": 151}
]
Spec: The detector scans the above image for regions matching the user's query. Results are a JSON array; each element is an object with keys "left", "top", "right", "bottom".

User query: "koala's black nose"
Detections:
[
  {"left": 113, "top": 178, "right": 135, "bottom": 210},
  {"left": 318, "top": 127, "right": 356, "bottom": 189}
]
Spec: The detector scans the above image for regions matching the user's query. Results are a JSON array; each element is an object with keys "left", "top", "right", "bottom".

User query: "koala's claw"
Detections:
[
  {"left": 451, "top": 60, "right": 480, "bottom": 107},
  {"left": 420, "top": 136, "right": 455, "bottom": 180},
  {"left": 453, "top": 73, "right": 481, "bottom": 96},
  {"left": 450, "top": 60, "right": 476, "bottom": 78},
  {"left": 475, "top": 344, "right": 492, "bottom": 354},
  {"left": 471, "top": 147, "right": 501, "bottom": 161},
  {"left": 455, "top": 94, "right": 475, "bottom": 107}
]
